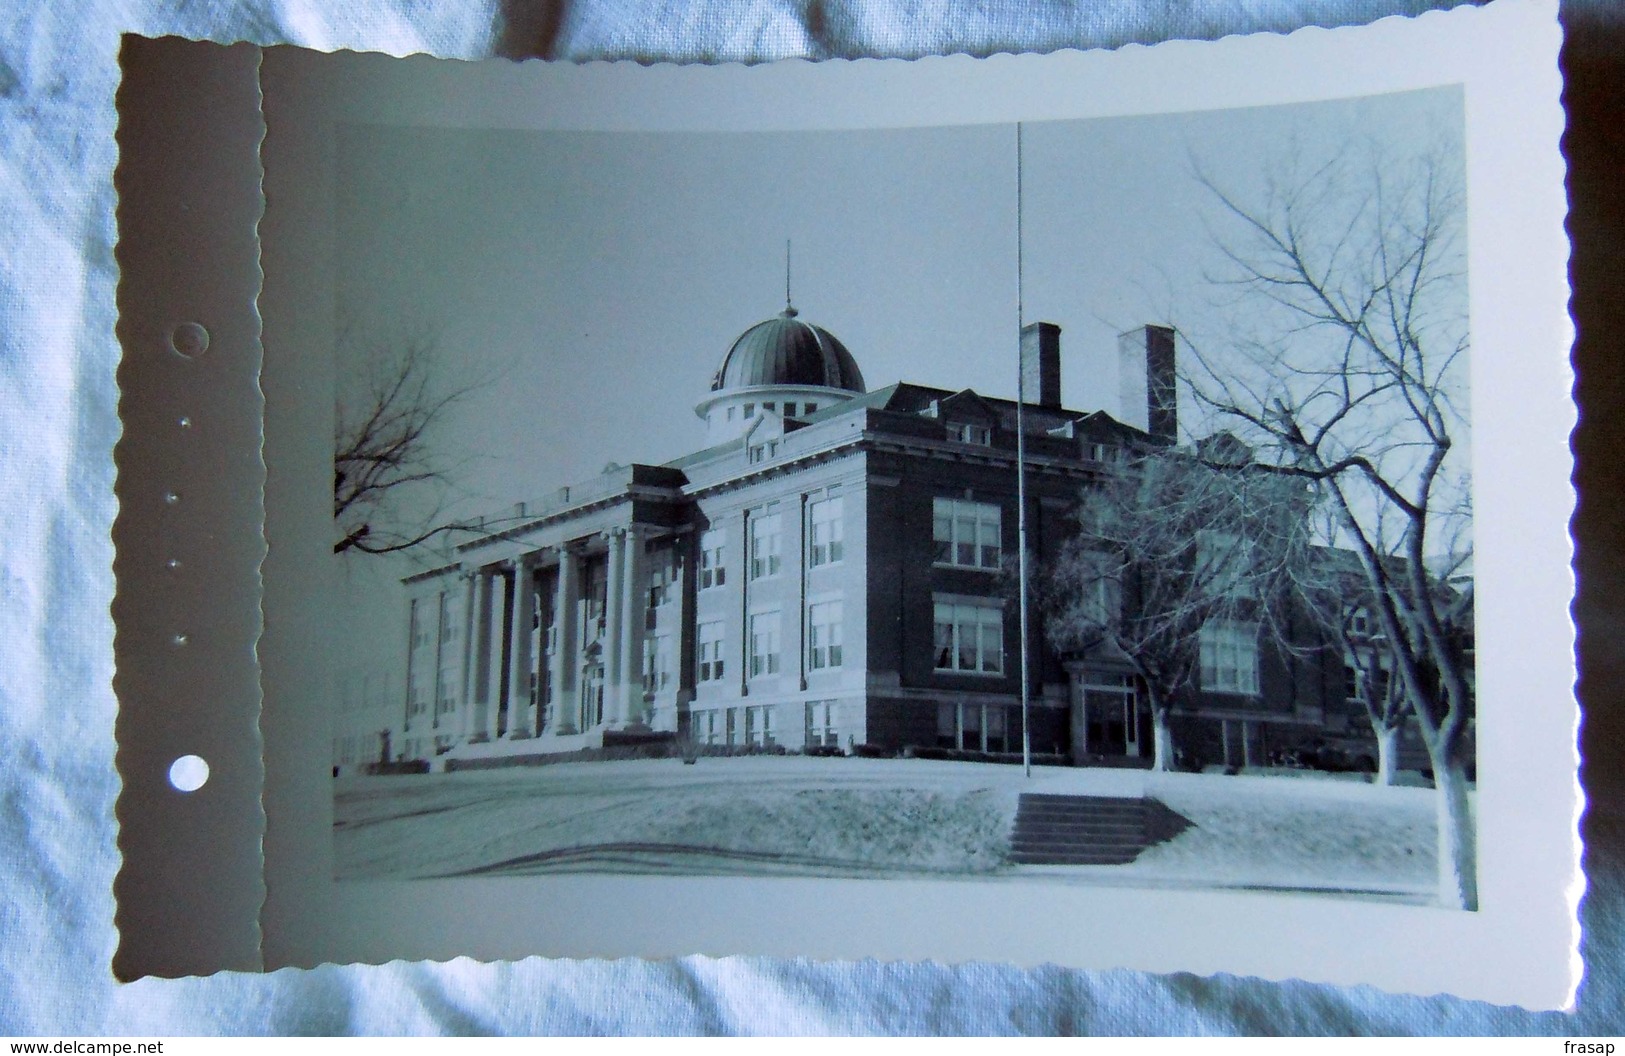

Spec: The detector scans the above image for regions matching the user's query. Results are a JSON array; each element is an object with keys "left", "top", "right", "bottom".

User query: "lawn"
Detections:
[{"left": 333, "top": 755, "right": 1453, "bottom": 902}]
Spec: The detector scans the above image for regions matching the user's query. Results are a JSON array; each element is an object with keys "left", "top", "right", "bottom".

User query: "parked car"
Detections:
[{"left": 1275, "top": 735, "right": 1377, "bottom": 774}]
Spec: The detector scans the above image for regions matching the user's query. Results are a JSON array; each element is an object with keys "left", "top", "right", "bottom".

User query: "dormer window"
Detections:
[
  {"left": 748, "top": 439, "right": 781, "bottom": 464},
  {"left": 949, "top": 422, "right": 992, "bottom": 446}
]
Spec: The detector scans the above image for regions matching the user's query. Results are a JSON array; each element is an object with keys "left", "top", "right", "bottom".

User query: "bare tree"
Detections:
[
  {"left": 1185, "top": 141, "right": 1478, "bottom": 908},
  {"left": 334, "top": 330, "right": 485, "bottom": 555},
  {"left": 1043, "top": 443, "right": 1309, "bottom": 772}
]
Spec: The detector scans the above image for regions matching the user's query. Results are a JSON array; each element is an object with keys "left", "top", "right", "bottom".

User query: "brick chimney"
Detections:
[
  {"left": 1118, "top": 324, "right": 1178, "bottom": 443},
  {"left": 1020, "top": 322, "right": 1062, "bottom": 410}
]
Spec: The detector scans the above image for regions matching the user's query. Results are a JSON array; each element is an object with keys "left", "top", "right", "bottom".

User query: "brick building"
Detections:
[{"left": 380, "top": 306, "right": 1368, "bottom": 771}]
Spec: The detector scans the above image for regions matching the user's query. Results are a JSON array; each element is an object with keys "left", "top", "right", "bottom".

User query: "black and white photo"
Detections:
[
  {"left": 252, "top": 6, "right": 1576, "bottom": 1003},
  {"left": 322, "top": 92, "right": 1480, "bottom": 911}
]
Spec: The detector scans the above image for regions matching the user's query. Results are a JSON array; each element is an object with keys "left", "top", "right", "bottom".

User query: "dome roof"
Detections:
[{"left": 711, "top": 308, "right": 866, "bottom": 394}]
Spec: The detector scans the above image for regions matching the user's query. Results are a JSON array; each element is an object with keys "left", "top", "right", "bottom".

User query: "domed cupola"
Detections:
[
  {"left": 697, "top": 304, "right": 867, "bottom": 443},
  {"left": 711, "top": 307, "right": 866, "bottom": 393}
]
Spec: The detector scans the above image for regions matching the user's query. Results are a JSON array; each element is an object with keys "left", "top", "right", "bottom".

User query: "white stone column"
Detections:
[
  {"left": 795, "top": 493, "right": 809, "bottom": 691},
  {"left": 401, "top": 594, "right": 420, "bottom": 739},
  {"left": 602, "top": 529, "right": 625, "bottom": 718},
  {"left": 458, "top": 570, "right": 477, "bottom": 741},
  {"left": 506, "top": 555, "right": 537, "bottom": 739},
  {"left": 430, "top": 589, "right": 446, "bottom": 733},
  {"left": 485, "top": 567, "right": 511, "bottom": 741},
  {"left": 739, "top": 509, "right": 751, "bottom": 697},
  {"left": 466, "top": 570, "right": 494, "bottom": 742},
  {"left": 617, "top": 525, "right": 649, "bottom": 726},
  {"left": 550, "top": 546, "right": 581, "bottom": 734}
]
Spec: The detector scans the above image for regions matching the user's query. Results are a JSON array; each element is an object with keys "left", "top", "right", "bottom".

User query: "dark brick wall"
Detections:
[
  {"left": 866, "top": 447, "right": 1088, "bottom": 698},
  {"left": 865, "top": 697, "right": 936, "bottom": 748}
]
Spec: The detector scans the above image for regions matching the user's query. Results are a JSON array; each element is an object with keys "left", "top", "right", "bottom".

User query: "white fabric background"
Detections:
[{"left": 0, "top": 0, "right": 1617, "bottom": 1035}]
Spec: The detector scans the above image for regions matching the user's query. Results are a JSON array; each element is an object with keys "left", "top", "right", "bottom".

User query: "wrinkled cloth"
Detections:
[{"left": 0, "top": 0, "right": 1618, "bottom": 1036}]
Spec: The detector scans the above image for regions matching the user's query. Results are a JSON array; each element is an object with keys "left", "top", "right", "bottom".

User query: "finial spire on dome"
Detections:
[{"left": 783, "top": 238, "right": 797, "bottom": 317}]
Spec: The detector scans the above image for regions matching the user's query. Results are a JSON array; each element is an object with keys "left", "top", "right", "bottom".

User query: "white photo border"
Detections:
[{"left": 254, "top": 0, "right": 1577, "bottom": 1007}]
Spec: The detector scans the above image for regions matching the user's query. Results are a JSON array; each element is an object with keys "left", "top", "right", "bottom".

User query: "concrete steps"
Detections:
[{"left": 1008, "top": 793, "right": 1190, "bottom": 866}]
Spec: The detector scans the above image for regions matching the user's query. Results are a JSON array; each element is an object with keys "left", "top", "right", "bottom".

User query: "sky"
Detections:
[{"left": 327, "top": 85, "right": 1466, "bottom": 709}]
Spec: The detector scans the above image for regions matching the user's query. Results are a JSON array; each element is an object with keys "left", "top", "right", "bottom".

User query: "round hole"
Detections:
[
  {"left": 170, "top": 322, "right": 210, "bottom": 359},
  {"left": 168, "top": 754, "right": 209, "bottom": 792}
]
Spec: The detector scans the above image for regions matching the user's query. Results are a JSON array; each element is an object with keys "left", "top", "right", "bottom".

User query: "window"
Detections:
[
  {"left": 726, "top": 406, "right": 736, "bottom": 422},
  {"left": 693, "top": 709, "right": 719, "bottom": 746},
  {"left": 808, "top": 601, "right": 843, "bottom": 670},
  {"left": 948, "top": 421, "right": 992, "bottom": 445},
  {"left": 437, "top": 668, "right": 457, "bottom": 717},
  {"left": 933, "top": 600, "right": 1003, "bottom": 674},
  {"left": 748, "top": 439, "right": 780, "bottom": 463},
  {"left": 408, "top": 598, "right": 426, "bottom": 649},
  {"left": 937, "top": 701, "right": 1019, "bottom": 751},
  {"left": 803, "top": 402, "right": 817, "bottom": 416},
  {"left": 698, "top": 621, "right": 725, "bottom": 682},
  {"left": 1199, "top": 619, "right": 1259, "bottom": 694},
  {"left": 743, "top": 402, "right": 755, "bottom": 417},
  {"left": 985, "top": 704, "right": 1009, "bottom": 753},
  {"left": 750, "top": 513, "right": 782, "bottom": 579},
  {"left": 582, "top": 559, "right": 607, "bottom": 632},
  {"left": 646, "top": 634, "right": 674, "bottom": 692},
  {"left": 749, "top": 611, "right": 781, "bottom": 678},
  {"left": 648, "top": 547, "right": 679, "bottom": 609},
  {"left": 805, "top": 700, "right": 839, "bottom": 749},
  {"left": 744, "top": 705, "right": 775, "bottom": 747},
  {"left": 583, "top": 666, "right": 605, "bottom": 726},
  {"left": 1073, "top": 550, "right": 1120, "bottom": 627},
  {"left": 699, "top": 530, "right": 726, "bottom": 590},
  {"left": 1088, "top": 442, "right": 1110, "bottom": 462},
  {"left": 808, "top": 497, "right": 844, "bottom": 566},
  {"left": 1346, "top": 658, "right": 1391, "bottom": 701},
  {"left": 961, "top": 700, "right": 982, "bottom": 747},
  {"left": 1197, "top": 530, "right": 1256, "bottom": 598},
  {"left": 932, "top": 498, "right": 1001, "bottom": 569}
]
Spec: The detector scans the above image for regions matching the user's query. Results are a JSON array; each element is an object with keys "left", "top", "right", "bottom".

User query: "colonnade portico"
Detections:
[{"left": 456, "top": 524, "right": 656, "bottom": 749}]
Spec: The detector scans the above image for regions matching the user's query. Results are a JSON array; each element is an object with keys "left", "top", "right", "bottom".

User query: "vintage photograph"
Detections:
[{"left": 322, "top": 88, "right": 1479, "bottom": 909}]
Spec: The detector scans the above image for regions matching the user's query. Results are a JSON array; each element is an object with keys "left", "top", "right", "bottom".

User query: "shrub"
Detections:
[{"left": 364, "top": 759, "right": 430, "bottom": 776}]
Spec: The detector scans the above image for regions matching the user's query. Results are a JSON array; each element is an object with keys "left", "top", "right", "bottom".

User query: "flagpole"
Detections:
[{"left": 1015, "top": 122, "right": 1032, "bottom": 779}]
